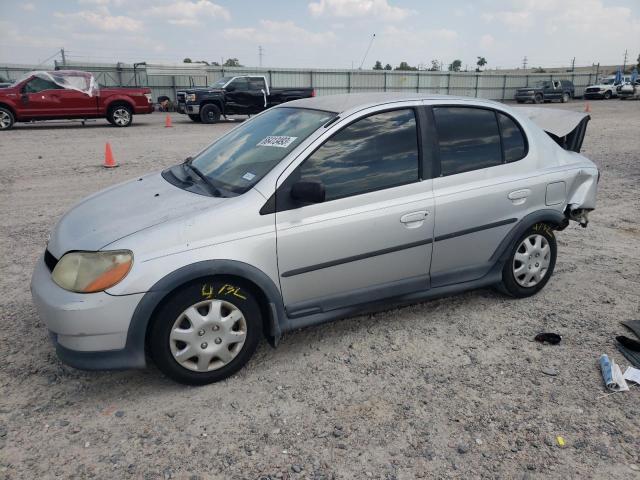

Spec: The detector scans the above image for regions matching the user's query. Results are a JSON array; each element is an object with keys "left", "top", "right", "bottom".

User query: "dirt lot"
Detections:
[{"left": 0, "top": 102, "right": 639, "bottom": 480}]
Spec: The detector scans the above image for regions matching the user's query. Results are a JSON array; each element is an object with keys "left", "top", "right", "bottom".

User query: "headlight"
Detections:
[
  {"left": 186, "top": 93, "right": 196, "bottom": 102},
  {"left": 52, "top": 250, "right": 133, "bottom": 293}
]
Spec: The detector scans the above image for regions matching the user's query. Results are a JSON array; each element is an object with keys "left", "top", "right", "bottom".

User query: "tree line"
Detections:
[{"left": 373, "top": 57, "right": 487, "bottom": 72}]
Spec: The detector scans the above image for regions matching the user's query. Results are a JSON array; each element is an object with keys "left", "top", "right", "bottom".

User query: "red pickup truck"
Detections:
[{"left": 0, "top": 70, "right": 154, "bottom": 130}]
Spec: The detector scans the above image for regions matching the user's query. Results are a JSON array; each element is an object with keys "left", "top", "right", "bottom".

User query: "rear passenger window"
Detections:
[
  {"left": 298, "top": 109, "right": 419, "bottom": 200},
  {"left": 498, "top": 113, "right": 526, "bottom": 162},
  {"left": 433, "top": 107, "right": 502, "bottom": 176}
]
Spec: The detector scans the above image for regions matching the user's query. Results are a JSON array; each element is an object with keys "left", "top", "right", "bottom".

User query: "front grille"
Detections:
[
  {"left": 585, "top": 87, "right": 601, "bottom": 93},
  {"left": 176, "top": 92, "right": 186, "bottom": 102},
  {"left": 44, "top": 249, "right": 58, "bottom": 272}
]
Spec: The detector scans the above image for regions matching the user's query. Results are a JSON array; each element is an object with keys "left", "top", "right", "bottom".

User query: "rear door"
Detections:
[
  {"left": 275, "top": 105, "right": 434, "bottom": 317},
  {"left": 428, "top": 105, "right": 536, "bottom": 286}
]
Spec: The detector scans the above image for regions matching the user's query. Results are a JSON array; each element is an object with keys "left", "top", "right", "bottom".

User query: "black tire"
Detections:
[
  {"left": 188, "top": 114, "right": 202, "bottom": 123},
  {"left": 534, "top": 93, "right": 543, "bottom": 104},
  {"left": 0, "top": 107, "right": 15, "bottom": 130},
  {"left": 107, "top": 104, "right": 133, "bottom": 127},
  {"left": 200, "top": 104, "right": 221, "bottom": 124},
  {"left": 499, "top": 223, "right": 557, "bottom": 298},
  {"left": 604, "top": 90, "right": 612, "bottom": 100},
  {"left": 149, "top": 278, "right": 262, "bottom": 385},
  {"left": 561, "top": 92, "right": 570, "bottom": 103}
]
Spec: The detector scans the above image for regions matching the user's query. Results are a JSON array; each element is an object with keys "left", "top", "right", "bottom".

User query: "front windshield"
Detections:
[
  {"left": 211, "top": 76, "right": 233, "bottom": 88},
  {"left": 535, "top": 81, "right": 551, "bottom": 88},
  {"left": 191, "top": 107, "right": 335, "bottom": 195},
  {"left": 10, "top": 72, "right": 32, "bottom": 87},
  {"left": 602, "top": 78, "right": 614, "bottom": 85}
]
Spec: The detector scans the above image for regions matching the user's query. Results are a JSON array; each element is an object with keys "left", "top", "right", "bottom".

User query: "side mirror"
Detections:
[
  {"left": 291, "top": 181, "right": 325, "bottom": 204},
  {"left": 225, "top": 85, "right": 236, "bottom": 92}
]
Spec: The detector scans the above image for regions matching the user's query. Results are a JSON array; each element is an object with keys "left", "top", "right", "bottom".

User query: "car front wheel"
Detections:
[
  {"left": 604, "top": 90, "right": 612, "bottom": 100},
  {"left": 534, "top": 93, "right": 543, "bottom": 104},
  {"left": 149, "top": 278, "right": 262, "bottom": 385},
  {"left": 499, "top": 224, "right": 557, "bottom": 298},
  {"left": 200, "top": 104, "right": 221, "bottom": 124},
  {"left": 0, "top": 107, "right": 15, "bottom": 130}
]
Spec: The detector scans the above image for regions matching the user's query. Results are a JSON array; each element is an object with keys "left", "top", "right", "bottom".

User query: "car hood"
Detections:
[
  {"left": 182, "top": 87, "right": 224, "bottom": 94},
  {"left": 516, "top": 87, "right": 539, "bottom": 92},
  {"left": 587, "top": 84, "right": 609, "bottom": 89},
  {"left": 47, "top": 172, "right": 226, "bottom": 258}
]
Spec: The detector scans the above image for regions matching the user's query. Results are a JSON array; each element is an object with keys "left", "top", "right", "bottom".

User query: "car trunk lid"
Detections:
[{"left": 515, "top": 107, "right": 590, "bottom": 153}]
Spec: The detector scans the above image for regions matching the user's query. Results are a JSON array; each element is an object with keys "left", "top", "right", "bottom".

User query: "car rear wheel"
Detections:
[
  {"left": 200, "top": 104, "right": 221, "bottom": 124},
  {"left": 0, "top": 107, "right": 15, "bottom": 130},
  {"left": 149, "top": 278, "right": 262, "bottom": 385},
  {"left": 561, "top": 92, "right": 570, "bottom": 103},
  {"left": 604, "top": 90, "right": 612, "bottom": 100},
  {"left": 499, "top": 224, "right": 557, "bottom": 298},
  {"left": 534, "top": 93, "right": 543, "bottom": 104},
  {"left": 188, "top": 114, "right": 202, "bottom": 122},
  {"left": 108, "top": 105, "right": 133, "bottom": 127}
]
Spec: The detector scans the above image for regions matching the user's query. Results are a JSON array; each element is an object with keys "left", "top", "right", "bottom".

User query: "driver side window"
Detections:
[
  {"left": 229, "top": 77, "right": 249, "bottom": 91},
  {"left": 24, "top": 77, "right": 62, "bottom": 94}
]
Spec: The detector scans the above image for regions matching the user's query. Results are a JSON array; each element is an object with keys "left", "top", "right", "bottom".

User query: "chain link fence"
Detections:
[{"left": 1, "top": 61, "right": 599, "bottom": 102}]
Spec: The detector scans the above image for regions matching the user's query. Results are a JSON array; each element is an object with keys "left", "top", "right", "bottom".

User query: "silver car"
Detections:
[{"left": 30, "top": 93, "right": 599, "bottom": 385}]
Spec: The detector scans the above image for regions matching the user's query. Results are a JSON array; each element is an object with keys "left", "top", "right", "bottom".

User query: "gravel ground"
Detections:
[{"left": 0, "top": 102, "right": 639, "bottom": 480}]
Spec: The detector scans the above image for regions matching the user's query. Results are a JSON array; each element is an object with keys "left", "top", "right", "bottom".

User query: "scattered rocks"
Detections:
[{"left": 541, "top": 366, "right": 559, "bottom": 376}]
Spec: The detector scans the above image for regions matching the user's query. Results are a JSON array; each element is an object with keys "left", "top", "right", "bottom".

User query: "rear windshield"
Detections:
[{"left": 191, "top": 107, "right": 335, "bottom": 195}]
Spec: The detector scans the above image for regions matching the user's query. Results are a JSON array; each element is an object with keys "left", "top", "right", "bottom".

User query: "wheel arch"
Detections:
[
  {"left": 0, "top": 102, "right": 17, "bottom": 120},
  {"left": 490, "top": 209, "right": 567, "bottom": 267},
  {"left": 126, "top": 260, "right": 287, "bottom": 364},
  {"left": 200, "top": 99, "right": 224, "bottom": 114},
  {"left": 105, "top": 98, "right": 135, "bottom": 114}
]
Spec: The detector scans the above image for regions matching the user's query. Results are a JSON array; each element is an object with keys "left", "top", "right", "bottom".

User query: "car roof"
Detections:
[{"left": 280, "top": 92, "right": 502, "bottom": 115}]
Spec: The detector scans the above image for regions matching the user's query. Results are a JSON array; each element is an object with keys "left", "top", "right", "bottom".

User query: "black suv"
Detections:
[{"left": 515, "top": 80, "right": 574, "bottom": 104}]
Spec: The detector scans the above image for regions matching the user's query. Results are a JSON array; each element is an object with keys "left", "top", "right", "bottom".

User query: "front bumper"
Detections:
[
  {"left": 30, "top": 254, "right": 146, "bottom": 369},
  {"left": 584, "top": 92, "right": 605, "bottom": 99},
  {"left": 177, "top": 103, "right": 199, "bottom": 115},
  {"left": 515, "top": 93, "right": 536, "bottom": 101}
]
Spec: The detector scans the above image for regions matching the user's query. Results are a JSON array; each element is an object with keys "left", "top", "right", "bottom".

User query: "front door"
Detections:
[
  {"left": 19, "top": 76, "right": 65, "bottom": 117},
  {"left": 275, "top": 107, "right": 434, "bottom": 317},
  {"left": 224, "top": 77, "right": 251, "bottom": 114}
]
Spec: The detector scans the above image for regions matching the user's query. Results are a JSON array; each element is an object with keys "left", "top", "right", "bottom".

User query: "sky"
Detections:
[{"left": 0, "top": 0, "right": 638, "bottom": 70}]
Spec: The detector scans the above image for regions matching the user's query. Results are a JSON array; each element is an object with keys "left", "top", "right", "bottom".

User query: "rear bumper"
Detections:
[{"left": 30, "top": 254, "right": 146, "bottom": 369}]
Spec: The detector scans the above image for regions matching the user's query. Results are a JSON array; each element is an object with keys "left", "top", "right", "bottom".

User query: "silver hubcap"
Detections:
[
  {"left": 0, "top": 111, "right": 11, "bottom": 129},
  {"left": 169, "top": 299, "right": 247, "bottom": 372},
  {"left": 513, "top": 234, "right": 551, "bottom": 288},
  {"left": 113, "top": 108, "right": 130, "bottom": 126}
]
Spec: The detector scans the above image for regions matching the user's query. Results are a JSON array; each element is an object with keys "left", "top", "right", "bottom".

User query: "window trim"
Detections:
[
  {"left": 272, "top": 106, "right": 425, "bottom": 210},
  {"left": 430, "top": 104, "right": 529, "bottom": 178}
]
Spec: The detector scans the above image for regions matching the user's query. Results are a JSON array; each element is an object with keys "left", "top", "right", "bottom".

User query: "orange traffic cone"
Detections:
[
  {"left": 165, "top": 114, "right": 173, "bottom": 128},
  {"left": 103, "top": 142, "right": 118, "bottom": 168},
  {"left": 584, "top": 102, "right": 591, "bottom": 113}
]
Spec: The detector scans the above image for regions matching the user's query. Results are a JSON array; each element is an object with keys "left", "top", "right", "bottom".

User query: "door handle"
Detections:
[
  {"left": 400, "top": 211, "right": 429, "bottom": 224},
  {"left": 508, "top": 189, "right": 531, "bottom": 200}
]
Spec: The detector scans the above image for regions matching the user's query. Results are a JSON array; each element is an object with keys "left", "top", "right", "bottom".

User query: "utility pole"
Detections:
[
  {"left": 522, "top": 56, "right": 528, "bottom": 71},
  {"left": 258, "top": 45, "right": 264, "bottom": 68},
  {"left": 571, "top": 57, "right": 575, "bottom": 72},
  {"left": 61, "top": 48, "right": 66, "bottom": 65},
  {"left": 622, "top": 49, "right": 628, "bottom": 72}
]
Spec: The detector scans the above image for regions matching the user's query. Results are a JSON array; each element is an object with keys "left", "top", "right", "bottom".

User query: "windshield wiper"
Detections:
[{"left": 182, "top": 157, "right": 222, "bottom": 197}]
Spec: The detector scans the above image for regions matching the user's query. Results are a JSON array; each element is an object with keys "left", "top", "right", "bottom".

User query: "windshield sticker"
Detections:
[
  {"left": 257, "top": 136, "right": 298, "bottom": 148},
  {"left": 242, "top": 172, "right": 256, "bottom": 181}
]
